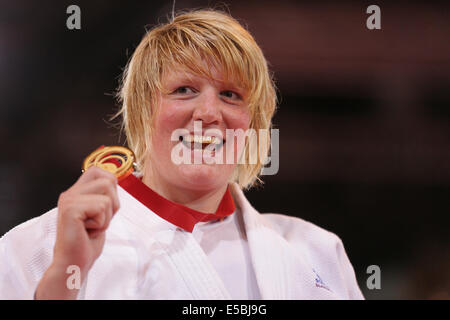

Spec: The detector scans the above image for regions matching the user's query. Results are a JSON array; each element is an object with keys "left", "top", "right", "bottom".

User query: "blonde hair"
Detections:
[{"left": 116, "top": 9, "right": 277, "bottom": 190}]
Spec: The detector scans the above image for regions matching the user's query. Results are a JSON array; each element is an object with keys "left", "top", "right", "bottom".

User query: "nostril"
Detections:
[{"left": 179, "top": 135, "right": 184, "bottom": 142}]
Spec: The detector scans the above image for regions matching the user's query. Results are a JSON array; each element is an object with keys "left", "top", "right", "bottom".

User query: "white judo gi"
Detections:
[{"left": 0, "top": 183, "right": 364, "bottom": 299}]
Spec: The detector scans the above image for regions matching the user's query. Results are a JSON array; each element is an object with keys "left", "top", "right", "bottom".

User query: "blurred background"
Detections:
[{"left": 1, "top": 0, "right": 449, "bottom": 299}]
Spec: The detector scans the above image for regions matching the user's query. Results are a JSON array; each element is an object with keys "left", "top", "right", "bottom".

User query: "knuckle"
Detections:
[
  {"left": 102, "top": 182, "right": 116, "bottom": 200},
  {"left": 106, "top": 197, "right": 113, "bottom": 211},
  {"left": 57, "top": 191, "right": 71, "bottom": 208},
  {"left": 86, "top": 165, "right": 102, "bottom": 177},
  {"left": 57, "top": 192, "right": 66, "bottom": 204},
  {"left": 98, "top": 197, "right": 112, "bottom": 212},
  {"left": 108, "top": 184, "right": 118, "bottom": 199},
  {"left": 97, "top": 201, "right": 107, "bottom": 213}
]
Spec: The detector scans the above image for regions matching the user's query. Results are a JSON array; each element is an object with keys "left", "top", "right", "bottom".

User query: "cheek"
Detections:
[
  {"left": 226, "top": 108, "right": 251, "bottom": 130},
  {"left": 153, "top": 103, "right": 191, "bottom": 139},
  {"left": 223, "top": 109, "right": 252, "bottom": 163}
]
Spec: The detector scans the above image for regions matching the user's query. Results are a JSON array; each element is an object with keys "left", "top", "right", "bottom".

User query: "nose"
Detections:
[{"left": 192, "top": 88, "right": 222, "bottom": 125}]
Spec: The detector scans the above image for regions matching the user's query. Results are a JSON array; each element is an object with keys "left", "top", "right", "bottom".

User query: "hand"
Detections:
[{"left": 35, "top": 166, "right": 120, "bottom": 299}]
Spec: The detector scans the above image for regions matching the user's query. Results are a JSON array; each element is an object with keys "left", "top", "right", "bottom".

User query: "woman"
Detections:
[{"left": 0, "top": 9, "right": 363, "bottom": 299}]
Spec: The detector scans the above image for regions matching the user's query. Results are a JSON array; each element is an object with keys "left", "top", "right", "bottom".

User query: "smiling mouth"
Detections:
[{"left": 179, "top": 134, "right": 225, "bottom": 150}]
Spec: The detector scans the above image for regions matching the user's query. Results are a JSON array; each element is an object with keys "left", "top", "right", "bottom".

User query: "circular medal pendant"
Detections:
[{"left": 82, "top": 145, "right": 136, "bottom": 180}]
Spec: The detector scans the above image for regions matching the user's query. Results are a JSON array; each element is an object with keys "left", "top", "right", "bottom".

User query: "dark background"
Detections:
[{"left": 1, "top": 0, "right": 449, "bottom": 299}]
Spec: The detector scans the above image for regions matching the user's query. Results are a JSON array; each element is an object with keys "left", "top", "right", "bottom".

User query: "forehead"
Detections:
[
  {"left": 162, "top": 65, "right": 218, "bottom": 84},
  {"left": 161, "top": 60, "right": 246, "bottom": 91}
]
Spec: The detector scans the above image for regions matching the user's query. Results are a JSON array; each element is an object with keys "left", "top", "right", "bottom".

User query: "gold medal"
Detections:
[{"left": 82, "top": 145, "right": 136, "bottom": 180}]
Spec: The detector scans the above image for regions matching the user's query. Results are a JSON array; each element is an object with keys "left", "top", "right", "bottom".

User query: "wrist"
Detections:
[{"left": 35, "top": 261, "right": 87, "bottom": 300}]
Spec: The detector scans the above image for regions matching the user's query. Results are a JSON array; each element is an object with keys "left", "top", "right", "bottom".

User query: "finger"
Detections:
[
  {"left": 84, "top": 218, "right": 100, "bottom": 229},
  {"left": 83, "top": 195, "right": 114, "bottom": 231},
  {"left": 75, "top": 166, "right": 117, "bottom": 188},
  {"left": 62, "top": 194, "right": 113, "bottom": 231},
  {"left": 77, "top": 178, "right": 120, "bottom": 213},
  {"left": 86, "top": 227, "right": 106, "bottom": 240}
]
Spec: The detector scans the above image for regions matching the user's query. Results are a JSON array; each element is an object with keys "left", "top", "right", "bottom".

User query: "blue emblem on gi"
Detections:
[{"left": 313, "top": 269, "right": 331, "bottom": 291}]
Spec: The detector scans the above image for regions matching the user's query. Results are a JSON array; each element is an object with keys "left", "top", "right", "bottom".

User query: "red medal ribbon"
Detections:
[{"left": 119, "top": 174, "right": 236, "bottom": 232}]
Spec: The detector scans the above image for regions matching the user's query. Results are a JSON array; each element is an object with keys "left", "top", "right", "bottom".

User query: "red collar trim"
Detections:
[{"left": 118, "top": 174, "right": 236, "bottom": 232}]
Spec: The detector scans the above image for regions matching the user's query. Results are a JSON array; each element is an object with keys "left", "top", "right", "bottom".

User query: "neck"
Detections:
[{"left": 141, "top": 171, "right": 228, "bottom": 214}]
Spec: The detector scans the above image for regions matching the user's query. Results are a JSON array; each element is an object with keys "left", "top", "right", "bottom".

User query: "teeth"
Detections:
[{"left": 183, "top": 135, "right": 222, "bottom": 145}]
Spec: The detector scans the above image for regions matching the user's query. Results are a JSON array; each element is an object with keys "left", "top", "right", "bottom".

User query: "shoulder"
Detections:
[
  {"left": 232, "top": 183, "right": 344, "bottom": 254},
  {"left": 259, "top": 212, "right": 347, "bottom": 266},
  {"left": 1, "top": 208, "right": 58, "bottom": 250},
  {"left": 258, "top": 212, "right": 345, "bottom": 263},
  {"left": 261, "top": 212, "right": 341, "bottom": 245},
  {"left": 259, "top": 212, "right": 364, "bottom": 299}
]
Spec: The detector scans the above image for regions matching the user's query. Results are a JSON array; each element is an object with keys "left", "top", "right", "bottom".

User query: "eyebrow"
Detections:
[
  {"left": 163, "top": 71, "right": 246, "bottom": 95},
  {"left": 163, "top": 72, "right": 198, "bottom": 85}
]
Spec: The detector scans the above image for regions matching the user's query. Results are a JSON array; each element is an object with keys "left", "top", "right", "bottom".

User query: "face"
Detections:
[{"left": 144, "top": 65, "right": 251, "bottom": 192}]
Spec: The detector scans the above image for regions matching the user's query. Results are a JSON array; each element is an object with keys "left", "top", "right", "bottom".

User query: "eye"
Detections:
[
  {"left": 220, "top": 90, "right": 241, "bottom": 100},
  {"left": 172, "top": 86, "right": 196, "bottom": 95}
]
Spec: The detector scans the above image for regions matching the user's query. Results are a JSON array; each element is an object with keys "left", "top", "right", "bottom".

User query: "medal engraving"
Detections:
[{"left": 82, "top": 146, "right": 135, "bottom": 179}]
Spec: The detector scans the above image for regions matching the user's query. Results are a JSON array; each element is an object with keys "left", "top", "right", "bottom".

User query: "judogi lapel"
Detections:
[
  {"left": 92, "top": 184, "right": 232, "bottom": 300},
  {"left": 161, "top": 231, "right": 231, "bottom": 299}
]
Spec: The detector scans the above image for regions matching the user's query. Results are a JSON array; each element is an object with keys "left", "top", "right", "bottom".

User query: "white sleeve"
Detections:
[{"left": 335, "top": 237, "right": 365, "bottom": 300}]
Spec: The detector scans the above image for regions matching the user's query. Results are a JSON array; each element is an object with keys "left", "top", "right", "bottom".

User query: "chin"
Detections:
[{"left": 176, "top": 164, "right": 230, "bottom": 191}]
